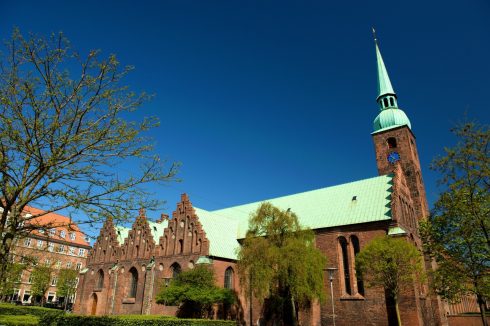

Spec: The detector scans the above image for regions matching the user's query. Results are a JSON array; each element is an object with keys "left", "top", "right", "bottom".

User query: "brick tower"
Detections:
[{"left": 370, "top": 37, "right": 429, "bottom": 220}]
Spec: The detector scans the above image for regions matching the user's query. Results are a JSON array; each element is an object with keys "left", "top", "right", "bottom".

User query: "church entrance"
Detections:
[{"left": 90, "top": 293, "right": 98, "bottom": 315}]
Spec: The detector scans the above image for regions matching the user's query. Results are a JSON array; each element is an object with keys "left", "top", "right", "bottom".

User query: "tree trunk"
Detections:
[
  {"left": 291, "top": 296, "right": 297, "bottom": 326},
  {"left": 477, "top": 294, "right": 488, "bottom": 326},
  {"left": 395, "top": 299, "right": 402, "bottom": 326}
]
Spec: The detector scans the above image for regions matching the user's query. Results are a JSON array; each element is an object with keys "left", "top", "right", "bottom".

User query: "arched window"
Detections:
[
  {"left": 171, "top": 263, "right": 181, "bottom": 278},
  {"left": 339, "top": 237, "right": 351, "bottom": 295},
  {"left": 224, "top": 267, "right": 234, "bottom": 289},
  {"left": 129, "top": 267, "right": 138, "bottom": 298},
  {"left": 389, "top": 97, "right": 394, "bottom": 106},
  {"left": 96, "top": 269, "right": 104, "bottom": 289},
  {"left": 350, "top": 236, "right": 364, "bottom": 296},
  {"left": 387, "top": 137, "right": 397, "bottom": 148},
  {"left": 178, "top": 239, "right": 183, "bottom": 254},
  {"left": 383, "top": 98, "right": 388, "bottom": 108}
]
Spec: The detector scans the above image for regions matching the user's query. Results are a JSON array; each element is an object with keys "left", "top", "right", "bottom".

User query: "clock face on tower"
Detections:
[{"left": 387, "top": 151, "right": 400, "bottom": 164}]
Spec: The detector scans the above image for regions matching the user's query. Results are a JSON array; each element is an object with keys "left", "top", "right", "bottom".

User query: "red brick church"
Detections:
[{"left": 74, "top": 41, "right": 464, "bottom": 325}]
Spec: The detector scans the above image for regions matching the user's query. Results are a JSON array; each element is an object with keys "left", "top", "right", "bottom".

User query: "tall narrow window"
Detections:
[
  {"left": 129, "top": 267, "right": 138, "bottom": 298},
  {"left": 351, "top": 236, "right": 365, "bottom": 296},
  {"left": 97, "top": 269, "right": 104, "bottom": 289},
  {"left": 339, "top": 237, "right": 351, "bottom": 295},
  {"left": 224, "top": 267, "right": 234, "bottom": 289},
  {"left": 178, "top": 239, "right": 183, "bottom": 254}
]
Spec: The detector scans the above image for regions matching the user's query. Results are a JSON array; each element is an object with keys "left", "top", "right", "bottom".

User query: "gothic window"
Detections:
[
  {"left": 351, "top": 236, "right": 364, "bottom": 296},
  {"left": 389, "top": 97, "right": 394, "bottom": 106},
  {"left": 129, "top": 267, "right": 138, "bottom": 298},
  {"left": 387, "top": 137, "right": 397, "bottom": 148},
  {"left": 171, "top": 263, "right": 181, "bottom": 278},
  {"left": 224, "top": 267, "right": 234, "bottom": 290},
  {"left": 97, "top": 269, "right": 104, "bottom": 289},
  {"left": 383, "top": 98, "right": 388, "bottom": 108},
  {"left": 135, "top": 245, "right": 139, "bottom": 257},
  {"left": 339, "top": 237, "right": 351, "bottom": 295},
  {"left": 178, "top": 239, "right": 183, "bottom": 254}
]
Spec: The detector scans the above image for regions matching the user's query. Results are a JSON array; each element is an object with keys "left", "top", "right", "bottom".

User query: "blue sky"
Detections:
[{"left": 1, "top": 1, "right": 489, "bottom": 228}]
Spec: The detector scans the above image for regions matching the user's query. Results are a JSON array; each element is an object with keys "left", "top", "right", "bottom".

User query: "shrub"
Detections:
[
  {"left": 39, "top": 314, "right": 237, "bottom": 326},
  {"left": 0, "top": 302, "right": 60, "bottom": 317},
  {"left": 0, "top": 314, "right": 39, "bottom": 325}
]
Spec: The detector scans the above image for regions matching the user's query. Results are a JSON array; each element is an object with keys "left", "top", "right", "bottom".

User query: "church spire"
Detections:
[{"left": 373, "top": 29, "right": 398, "bottom": 110}]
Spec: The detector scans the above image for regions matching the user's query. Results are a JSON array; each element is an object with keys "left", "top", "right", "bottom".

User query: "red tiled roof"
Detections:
[{"left": 24, "top": 206, "right": 90, "bottom": 247}]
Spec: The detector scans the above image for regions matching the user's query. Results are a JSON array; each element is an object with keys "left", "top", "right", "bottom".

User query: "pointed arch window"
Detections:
[
  {"left": 171, "top": 263, "right": 181, "bottom": 278},
  {"left": 224, "top": 267, "right": 234, "bottom": 290},
  {"left": 96, "top": 269, "right": 104, "bottom": 289},
  {"left": 339, "top": 237, "right": 351, "bottom": 295},
  {"left": 351, "top": 235, "right": 364, "bottom": 296},
  {"left": 129, "top": 267, "right": 138, "bottom": 298}
]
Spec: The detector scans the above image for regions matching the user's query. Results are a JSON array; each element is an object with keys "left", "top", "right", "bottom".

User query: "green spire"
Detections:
[
  {"left": 372, "top": 29, "right": 411, "bottom": 133},
  {"left": 373, "top": 29, "right": 398, "bottom": 110},
  {"left": 375, "top": 41, "right": 395, "bottom": 99}
]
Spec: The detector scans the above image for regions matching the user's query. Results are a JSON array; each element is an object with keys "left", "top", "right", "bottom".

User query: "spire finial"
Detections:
[{"left": 372, "top": 27, "right": 378, "bottom": 44}]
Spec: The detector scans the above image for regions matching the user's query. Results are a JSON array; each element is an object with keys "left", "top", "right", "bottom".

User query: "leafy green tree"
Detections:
[
  {"left": 237, "top": 202, "right": 326, "bottom": 326},
  {"left": 156, "top": 265, "right": 234, "bottom": 318},
  {"left": 0, "top": 29, "right": 178, "bottom": 284},
  {"left": 355, "top": 236, "right": 425, "bottom": 326},
  {"left": 420, "top": 122, "right": 489, "bottom": 326},
  {"left": 0, "top": 262, "right": 25, "bottom": 301},
  {"left": 56, "top": 268, "right": 78, "bottom": 310},
  {"left": 30, "top": 266, "right": 52, "bottom": 306}
]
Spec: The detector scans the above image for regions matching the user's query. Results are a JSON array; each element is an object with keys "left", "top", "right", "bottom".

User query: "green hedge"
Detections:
[
  {"left": 0, "top": 314, "right": 39, "bottom": 326},
  {"left": 39, "top": 314, "right": 237, "bottom": 326},
  {"left": 0, "top": 303, "right": 60, "bottom": 317}
]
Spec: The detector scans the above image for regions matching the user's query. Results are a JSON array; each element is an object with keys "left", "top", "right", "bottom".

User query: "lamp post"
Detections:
[{"left": 326, "top": 267, "right": 337, "bottom": 326}]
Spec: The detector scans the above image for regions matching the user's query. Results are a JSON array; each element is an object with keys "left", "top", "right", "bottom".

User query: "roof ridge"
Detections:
[{"left": 210, "top": 174, "right": 393, "bottom": 213}]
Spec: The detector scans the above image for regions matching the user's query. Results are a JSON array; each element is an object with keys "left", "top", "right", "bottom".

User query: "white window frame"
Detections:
[
  {"left": 48, "top": 243, "right": 54, "bottom": 252},
  {"left": 60, "top": 230, "right": 66, "bottom": 238},
  {"left": 51, "top": 277, "right": 57, "bottom": 286},
  {"left": 37, "top": 240, "right": 44, "bottom": 248},
  {"left": 78, "top": 248, "right": 85, "bottom": 257},
  {"left": 49, "top": 228, "right": 56, "bottom": 236},
  {"left": 58, "top": 244, "right": 65, "bottom": 253},
  {"left": 68, "top": 247, "right": 75, "bottom": 255},
  {"left": 69, "top": 232, "right": 76, "bottom": 240},
  {"left": 66, "top": 261, "right": 72, "bottom": 268},
  {"left": 24, "top": 238, "right": 32, "bottom": 247},
  {"left": 76, "top": 262, "right": 82, "bottom": 270}
]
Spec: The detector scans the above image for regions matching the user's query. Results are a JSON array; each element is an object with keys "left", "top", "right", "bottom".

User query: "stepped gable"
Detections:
[
  {"left": 119, "top": 208, "right": 155, "bottom": 261},
  {"left": 89, "top": 216, "right": 121, "bottom": 265},
  {"left": 389, "top": 162, "right": 419, "bottom": 238},
  {"left": 156, "top": 193, "right": 209, "bottom": 257}
]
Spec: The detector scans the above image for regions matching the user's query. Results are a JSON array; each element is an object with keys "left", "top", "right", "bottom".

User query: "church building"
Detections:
[{"left": 74, "top": 40, "right": 457, "bottom": 325}]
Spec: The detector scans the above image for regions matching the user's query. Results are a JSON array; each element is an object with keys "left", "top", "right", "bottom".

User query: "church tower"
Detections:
[{"left": 371, "top": 36, "right": 429, "bottom": 220}]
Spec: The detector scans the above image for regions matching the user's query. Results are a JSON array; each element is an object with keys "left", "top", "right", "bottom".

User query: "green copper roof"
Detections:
[
  {"left": 115, "top": 220, "right": 168, "bottom": 245},
  {"left": 148, "top": 220, "right": 168, "bottom": 242},
  {"left": 373, "top": 108, "right": 411, "bottom": 132},
  {"left": 375, "top": 41, "right": 395, "bottom": 99},
  {"left": 194, "top": 175, "right": 394, "bottom": 260},
  {"left": 388, "top": 226, "right": 407, "bottom": 236},
  {"left": 115, "top": 225, "right": 130, "bottom": 244},
  {"left": 193, "top": 207, "right": 241, "bottom": 260}
]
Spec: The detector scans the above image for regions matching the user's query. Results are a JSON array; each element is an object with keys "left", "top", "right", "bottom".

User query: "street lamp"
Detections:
[{"left": 325, "top": 267, "right": 338, "bottom": 326}]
